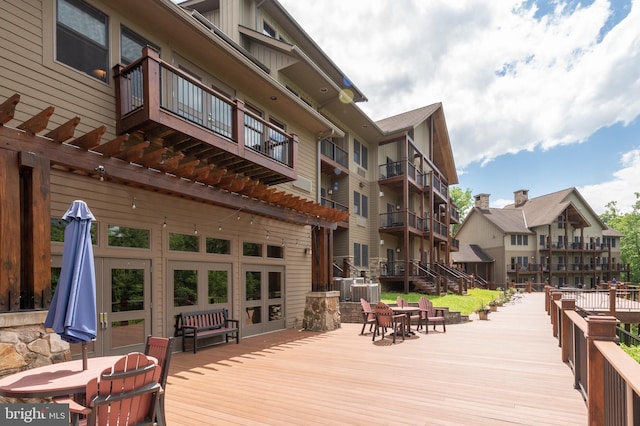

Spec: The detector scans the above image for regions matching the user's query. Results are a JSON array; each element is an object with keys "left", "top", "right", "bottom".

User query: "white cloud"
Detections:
[
  {"left": 279, "top": 0, "right": 640, "bottom": 168},
  {"left": 578, "top": 148, "right": 640, "bottom": 214}
]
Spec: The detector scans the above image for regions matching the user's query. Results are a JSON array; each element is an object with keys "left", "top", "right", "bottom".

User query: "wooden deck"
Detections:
[{"left": 164, "top": 293, "right": 587, "bottom": 425}]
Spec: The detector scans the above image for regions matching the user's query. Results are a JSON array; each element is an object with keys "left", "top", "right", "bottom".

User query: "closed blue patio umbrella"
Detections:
[{"left": 45, "top": 200, "right": 97, "bottom": 369}]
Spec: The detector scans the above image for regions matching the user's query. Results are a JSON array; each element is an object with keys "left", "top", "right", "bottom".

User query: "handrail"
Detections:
[{"left": 549, "top": 287, "right": 640, "bottom": 424}]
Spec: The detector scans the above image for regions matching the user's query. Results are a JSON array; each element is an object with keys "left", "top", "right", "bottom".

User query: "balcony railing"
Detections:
[
  {"left": 379, "top": 161, "right": 404, "bottom": 179},
  {"left": 431, "top": 174, "right": 448, "bottom": 198},
  {"left": 113, "top": 48, "right": 297, "bottom": 185},
  {"left": 432, "top": 219, "right": 447, "bottom": 238},
  {"left": 320, "top": 139, "right": 348, "bottom": 169},
  {"left": 540, "top": 242, "right": 614, "bottom": 251},
  {"left": 379, "top": 211, "right": 405, "bottom": 227},
  {"left": 320, "top": 197, "right": 348, "bottom": 213}
]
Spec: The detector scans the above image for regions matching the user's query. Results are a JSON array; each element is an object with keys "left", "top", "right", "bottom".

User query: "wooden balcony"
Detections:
[
  {"left": 113, "top": 48, "right": 297, "bottom": 186},
  {"left": 164, "top": 293, "right": 587, "bottom": 425}
]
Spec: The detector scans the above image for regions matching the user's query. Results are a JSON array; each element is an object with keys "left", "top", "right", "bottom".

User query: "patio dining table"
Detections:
[
  {"left": 390, "top": 306, "right": 420, "bottom": 336},
  {"left": 0, "top": 356, "right": 124, "bottom": 399}
]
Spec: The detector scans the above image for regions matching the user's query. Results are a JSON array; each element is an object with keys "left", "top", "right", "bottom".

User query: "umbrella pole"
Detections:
[{"left": 82, "top": 342, "right": 88, "bottom": 370}]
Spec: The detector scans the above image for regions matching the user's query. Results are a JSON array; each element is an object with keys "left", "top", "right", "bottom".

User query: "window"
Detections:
[
  {"left": 206, "top": 237, "right": 230, "bottom": 254},
  {"left": 120, "top": 26, "right": 158, "bottom": 65},
  {"left": 243, "top": 242, "right": 262, "bottom": 257},
  {"left": 354, "top": 191, "right": 360, "bottom": 215},
  {"left": 169, "top": 233, "right": 200, "bottom": 252},
  {"left": 267, "top": 244, "right": 284, "bottom": 259},
  {"left": 510, "top": 234, "right": 528, "bottom": 246},
  {"left": 262, "top": 21, "right": 276, "bottom": 38},
  {"left": 56, "top": 0, "right": 108, "bottom": 82},
  {"left": 354, "top": 243, "right": 369, "bottom": 267},
  {"left": 208, "top": 270, "right": 228, "bottom": 304},
  {"left": 353, "top": 191, "right": 368, "bottom": 218},
  {"left": 353, "top": 139, "right": 368, "bottom": 169},
  {"left": 51, "top": 218, "right": 97, "bottom": 243},
  {"left": 107, "top": 225, "right": 150, "bottom": 248}
]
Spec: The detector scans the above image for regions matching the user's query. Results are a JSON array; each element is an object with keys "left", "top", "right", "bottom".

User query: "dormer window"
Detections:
[{"left": 263, "top": 22, "right": 276, "bottom": 38}]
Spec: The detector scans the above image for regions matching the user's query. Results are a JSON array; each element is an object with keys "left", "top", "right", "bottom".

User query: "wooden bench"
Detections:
[{"left": 175, "top": 309, "right": 240, "bottom": 353}]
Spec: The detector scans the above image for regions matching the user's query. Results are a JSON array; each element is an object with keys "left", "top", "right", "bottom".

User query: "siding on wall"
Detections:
[{"left": 50, "top": 170, "right": 312, "bottom": 335}]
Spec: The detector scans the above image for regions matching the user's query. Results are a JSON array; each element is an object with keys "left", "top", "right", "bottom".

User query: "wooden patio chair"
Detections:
[
  {"left": 144, "top": 335, "right": 174, "bottom": 426},
  {"left": 417, "top": 296, "right": 446, "bottom": 334},
  {"left": 55, "top": 352, "right": 161, "bottom": 426},
  {"left": 359, "top": 298, "right": 376, "bottom": 335},
  {"left": 373, "top": 301, "right": 406, "bottom": 344},
  {"left": 396, "top": 296, "right": 420, "bottom": 332}
]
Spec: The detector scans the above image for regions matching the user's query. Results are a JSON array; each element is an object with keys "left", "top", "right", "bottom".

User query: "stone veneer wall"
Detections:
[
  {"left": 0, "top": 311, "right": 71, "bottom": 385},
  {"left": 302, "top": 291, "right": 341, "bottom": 331}
]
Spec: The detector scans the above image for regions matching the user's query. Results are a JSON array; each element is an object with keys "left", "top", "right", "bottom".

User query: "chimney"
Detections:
[
  {"left": 514, "top": 189, "right": 529, "bottom": 207},
  {"left": 474, "top": 193, "right": 490, "bottom": 209}
]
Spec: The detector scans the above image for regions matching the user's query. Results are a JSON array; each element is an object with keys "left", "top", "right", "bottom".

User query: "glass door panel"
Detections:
[{"left": 102, "top": 258, "right": 151, "bottom": 356}]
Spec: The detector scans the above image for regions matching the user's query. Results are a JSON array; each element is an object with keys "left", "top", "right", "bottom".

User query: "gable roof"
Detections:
[
  {"left": 474, "top": 208, "right": 532, "bottom": 234},
  {"left": 451, "top": 244, "right": 494, "bottom": 263},
  {"left": 376, "top": 104, "right": 442, "bottom": 132},
  {"left": 376, "top": 104, "right": 458, "bottom": 185},
  {"left": 504, "top": 187, "right": 600, "bottom": 229}
]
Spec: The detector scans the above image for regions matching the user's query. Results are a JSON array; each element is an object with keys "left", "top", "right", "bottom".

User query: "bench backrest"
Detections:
[{"left": 176, "top": 309, "right": 228, "bottom": 335}]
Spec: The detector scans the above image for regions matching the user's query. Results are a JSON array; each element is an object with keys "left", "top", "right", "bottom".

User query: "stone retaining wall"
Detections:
[{"left": 0, "top": 312, "right": 70, "bottom": 380}]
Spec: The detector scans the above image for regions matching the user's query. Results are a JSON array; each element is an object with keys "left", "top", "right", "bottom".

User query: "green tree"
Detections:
[
  {"left": 600, "top": 193, "right": 640, "bottom": 283},
  {"left": 449, "top": 186, "right": 473, "bottom": 234}
]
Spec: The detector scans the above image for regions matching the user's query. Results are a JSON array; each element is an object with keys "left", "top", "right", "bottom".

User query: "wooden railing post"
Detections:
[
  {"left": 561, "top": 298, "right": 575, "bottom": 362},
  {"left": 586, "top": 315, "right": 619, "bottom": 426},
  {"left": 609, "top": 286, "right": 617, "bottom": 316},
  {"left": 551, "top": 291, "right": 562, "bottom": 337},
  {"left": 544, "top": 285, "right": 551, "bottom": 314}
]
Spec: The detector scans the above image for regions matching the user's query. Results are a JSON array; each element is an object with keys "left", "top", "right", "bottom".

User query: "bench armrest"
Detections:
[{"left": 226, "top": 318, "right": 239, "bottom": 327}]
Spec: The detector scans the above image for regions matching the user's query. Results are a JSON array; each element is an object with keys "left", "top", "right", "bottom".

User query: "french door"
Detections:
[
  {"left": 51, "top": 257, "right": 151, "bottom": 358},
  {"left": 99, "top": 258, "right": 151, "bottom": 356},
  {"left": 242, "top": 265, "right": 285, "bottom": 337}
]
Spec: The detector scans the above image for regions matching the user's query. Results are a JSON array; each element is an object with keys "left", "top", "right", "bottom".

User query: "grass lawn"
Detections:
[{"left": 380, "top": 288, "right": 505, "bottom": 315}]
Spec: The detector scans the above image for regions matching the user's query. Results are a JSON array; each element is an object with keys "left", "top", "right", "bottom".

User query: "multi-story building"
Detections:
[
  {"left": 0, "top": 0, "right": 458, "bottom": 362},
  {"left": 453, "top": 188, "right": 628, "bottom": 288}
]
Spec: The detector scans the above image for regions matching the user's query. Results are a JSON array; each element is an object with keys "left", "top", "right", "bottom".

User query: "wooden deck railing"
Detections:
[
  {"left": 546, "top": 286, "right": 640, "bottom": 425},
  {"left": 114, "top": 47, "right": 294, "bottom": 168}
]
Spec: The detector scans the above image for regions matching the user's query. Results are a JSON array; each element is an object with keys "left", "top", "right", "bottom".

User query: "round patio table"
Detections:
[
  {"left": 390, "top": 306, "right": 420, "bottom": 336},
  {"left": 0, "top": 356, "right": 121, "bottom": 399}
]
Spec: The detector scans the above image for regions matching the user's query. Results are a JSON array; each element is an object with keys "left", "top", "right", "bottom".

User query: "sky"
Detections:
[{"left": 278, "top": 0, "right": 640, "bottom": 215}]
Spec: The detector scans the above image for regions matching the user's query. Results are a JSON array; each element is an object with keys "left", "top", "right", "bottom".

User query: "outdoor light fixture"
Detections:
[
  {"left": 95, "top": 165, "right": 105, "bottom": 181},
  {"left": 131, "top": 197, "right": 136, "bottom": 209},
  {"left": 193, "top": 224, "right": 198, "bottom": 235},
  {"left": 162, "top": 217, "right": 167, "bottom": 228},
  {"left": 304, "top": 247, "right": 312, "bottom": 255},
  {"left": 396, "top": 247, "right": 401, "bottom": 253}
]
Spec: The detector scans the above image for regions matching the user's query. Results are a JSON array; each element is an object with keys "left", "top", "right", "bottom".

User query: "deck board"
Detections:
[{"left": 165, "top": 293, "right": 587, "bottom": 425}]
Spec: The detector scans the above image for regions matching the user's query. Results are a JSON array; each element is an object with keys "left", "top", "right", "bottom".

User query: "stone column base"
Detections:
[{"left": 302, "top": 291, "right": 341, "bottom": 331}]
